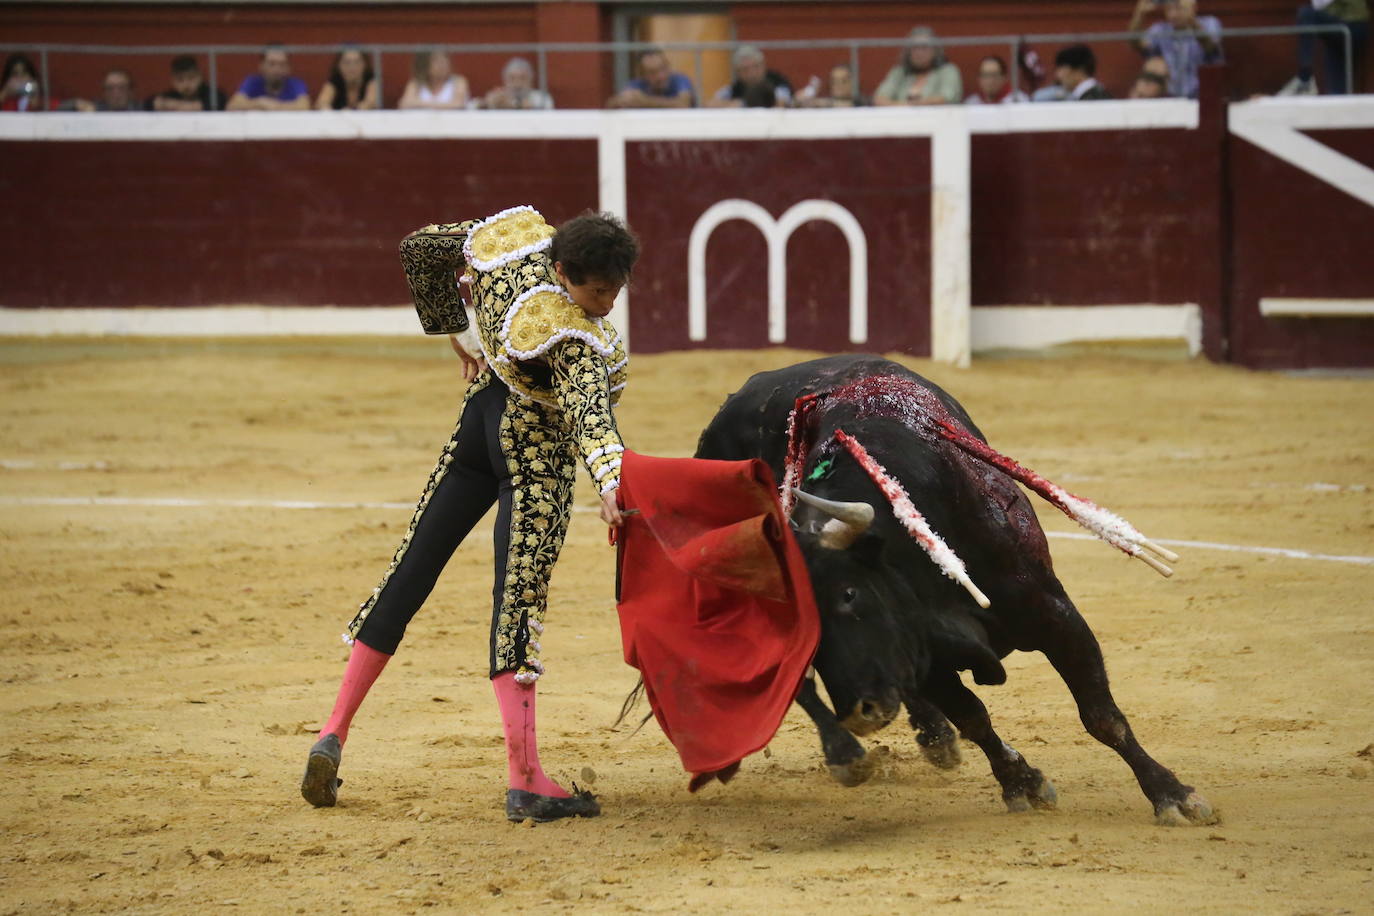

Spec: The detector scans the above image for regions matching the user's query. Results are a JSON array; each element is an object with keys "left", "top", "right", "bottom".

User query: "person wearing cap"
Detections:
[{"left": 874, "top": 26, "right": 963, "bottom": 105}]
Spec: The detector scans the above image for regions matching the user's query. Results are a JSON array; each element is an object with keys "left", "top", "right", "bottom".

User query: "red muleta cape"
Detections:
[{"left": 615, "top": 450, "right": 820, "bottom": 791}]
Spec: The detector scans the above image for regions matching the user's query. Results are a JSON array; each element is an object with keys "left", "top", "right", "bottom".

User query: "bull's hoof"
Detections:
[
  {"left": 1154, "top": 792, "right": 1217, "bottom": 827},
  {"left": 827, "top": 745, "right": 892, "bottom": 788},
  {"left": 919, "top": 737, "right": 963, "bottom": 770},
  {"left": 1004, "top": 776, "right": 1057, "bottom": 813}
]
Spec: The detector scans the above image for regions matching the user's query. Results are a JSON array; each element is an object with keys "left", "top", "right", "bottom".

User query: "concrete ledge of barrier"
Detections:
[
  {"left": 0, "top": 306, "right": 418, "bottom": 336},
  {"left": 970, "top": 304, "right": 1202, "bottom": 355},
  {"left": 1259, "top": 298, "right": 1374, "bottom": 318}
]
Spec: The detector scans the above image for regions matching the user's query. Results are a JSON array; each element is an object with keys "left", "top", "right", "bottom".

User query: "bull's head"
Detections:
[{"left": 791, "top": 489, "right": 927, "bottom": 737}]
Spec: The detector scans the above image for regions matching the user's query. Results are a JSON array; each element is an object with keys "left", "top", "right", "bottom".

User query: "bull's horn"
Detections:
[{"left": 791, "top": 488, "right": 874, "bottom": 549}]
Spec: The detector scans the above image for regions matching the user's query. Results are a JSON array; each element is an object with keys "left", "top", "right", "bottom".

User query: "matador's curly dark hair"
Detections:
[{"left": 548, "top": 211, "right": 640, "bottom": 286}]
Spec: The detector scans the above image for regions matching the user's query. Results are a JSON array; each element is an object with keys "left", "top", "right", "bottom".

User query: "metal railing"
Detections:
[{"left": 3, "top": 24, "right": 1357, "bottom": 111}]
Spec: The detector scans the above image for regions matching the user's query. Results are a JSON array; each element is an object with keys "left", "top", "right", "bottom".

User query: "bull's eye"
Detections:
[{"left": 841, "top": 587, "right": 858, "bottom": 605}]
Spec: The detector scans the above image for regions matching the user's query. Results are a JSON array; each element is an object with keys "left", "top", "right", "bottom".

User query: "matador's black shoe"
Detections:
[
  {"left": 300, "top": 733, "right": 343, "bottom": 808},
  {"left": 505, "top": 787, "right": 601, "bottom": 823}
]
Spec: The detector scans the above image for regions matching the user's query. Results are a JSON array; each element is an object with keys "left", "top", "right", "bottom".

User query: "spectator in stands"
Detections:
[
  {"left": 874, "top": 26, "right": 963, "bottom": 105},
  {"left": 61, "top": 69, "right": 140, "bottom": 112},
  {"left": 1281, "top": 0, "right": 1369, "bottom": 95},
  {"left": 398, "top": 49, "right": 469, "bottom": 110},
  {"left": 477, "top": 57, "right": 554, "bottom": 110},
  {"left": 1, "top": 54, "right": 46, "bottom": 111},
  {"left": 965, "top": 55, "right": 1029, "bottom": 104},
  {"left": 795, "top": 63, "right": 869, "bottom": 106},
  {"left": 1129, "top": 71, "right": 1171, "bottom": 97},
  {"left": 708, "top": 46, "right": 793, "bottom": 107},
  {"left": 316, "top": 46, "right": 379, "bottom": 110},
  {"left": 227, "top": 45, "right": 310, "bottom": 111},
  {"left": 147, "top": 55, "right": 227, "bottom": 111},
  {"left": 1127, "top": 0, "right": 1222, "bottom": 99},
  {"left": 1142, "top": 53, "right": 1171, "bottom": 81},
  {"left": 1054, "top": 44, "right": 1113, "bottom": 99},
  {"left": 607, "top": 48, "right": 695, "bottom": 108}
]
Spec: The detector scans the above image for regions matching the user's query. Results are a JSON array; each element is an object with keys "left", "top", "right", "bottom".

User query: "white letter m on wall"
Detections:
[{"left": 687, "top": 199, "right": 868, "bottom": 345}]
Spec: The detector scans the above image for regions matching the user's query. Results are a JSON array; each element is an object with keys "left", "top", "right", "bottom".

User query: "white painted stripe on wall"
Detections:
[
  {"left": 3, "top": 303, "right": 1207, "bottom": 344},
  {"left": 0, "top": 305, "right": 419, "bottom": 336},
  {"left": 597, "top": 115, "right": 630, "bottom": 349},
  {"left": 1228, "top": 96, "right": 1374, "bottom": 131},
  {"left": 1230, "top": 99, "right": 1374, "bottom": 210},
  {"left": 1259, "top": 298, "right": 1374, "bottom": 317},
  {"left": 2, "top": 494, "right": 1369, "bottom": 566},
  {"left": 2, "top": 307, "right": 1197, "bottom": 359},
  {"left": 971, "top": 304, "right": 1202, "bottom": 354},
  {"left": 931, "top": 109, "right": 972, "bottom": 368},
  {"left": 0, "top": 102, "right": 1200, "bottom": 145}
]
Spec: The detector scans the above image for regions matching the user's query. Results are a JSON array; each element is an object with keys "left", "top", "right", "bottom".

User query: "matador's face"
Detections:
[{"left": 554, "top": 262, "right": 622, "bottom": 319}]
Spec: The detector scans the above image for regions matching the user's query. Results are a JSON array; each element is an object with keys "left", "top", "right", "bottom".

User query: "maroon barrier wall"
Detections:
[
  {"left": 625, "top": 138, "right": 932, "bottom": 354},
  {"left": 970, "top": 129, "right": 1213, "bottom": 307},
  {"left": 0, "top": 139, "right": 597, "bottom": 308},
  {"left": 1227, "top": 127, "right": 1374, "bottom": 369}
]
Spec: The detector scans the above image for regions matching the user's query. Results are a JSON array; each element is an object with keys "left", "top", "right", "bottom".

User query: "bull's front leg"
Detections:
[
  {"left": 1036, "top": 592, "right": 1216, "bottom": 826},
  {"left": 921, "top": 671, "right": 1058, "bottom": 813},
  {"left": 795, "top": 676, "right": 887, "bottom": 787},
  {"left": 904, "top": 694, "right": 962, "bottom": 770}
]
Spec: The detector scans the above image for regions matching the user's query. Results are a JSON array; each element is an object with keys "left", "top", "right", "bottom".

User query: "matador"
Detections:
[{"left": 301, "top": 205, "right": 638, "bottom": 823}]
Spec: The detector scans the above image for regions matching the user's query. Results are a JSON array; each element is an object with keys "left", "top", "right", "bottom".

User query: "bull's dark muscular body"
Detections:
[{"left": 695, "top": 354, "right": 1213, "bottom": 826}]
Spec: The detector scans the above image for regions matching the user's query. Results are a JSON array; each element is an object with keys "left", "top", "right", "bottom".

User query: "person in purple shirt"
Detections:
[
  {"left": 228, "top": 45, "right": 310, "bottom": 111},
  {"left": 606, "top": 48, "right": 695, "bottom": 108},
  {"left": 1127, "top": 0, "right": 1222, "bottom": 99}
]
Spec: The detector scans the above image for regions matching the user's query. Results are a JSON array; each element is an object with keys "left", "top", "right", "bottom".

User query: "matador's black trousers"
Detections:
[{"left": 344, "top": 371, "right": 577, "bottom": 679}]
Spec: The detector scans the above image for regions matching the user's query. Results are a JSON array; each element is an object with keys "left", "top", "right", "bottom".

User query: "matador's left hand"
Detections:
[{"left": 600, "top": 489, "right": 624, "bottom": 527}]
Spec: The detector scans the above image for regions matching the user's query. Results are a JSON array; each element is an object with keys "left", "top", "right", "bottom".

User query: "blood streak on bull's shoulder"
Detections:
[{"left": 834, "top": 375, "right": 1051, "bottom": 558}]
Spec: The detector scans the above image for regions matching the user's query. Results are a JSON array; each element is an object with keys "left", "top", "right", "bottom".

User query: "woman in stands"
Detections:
[
  {"left": 315, "top": 46, "right": 379, "bottom": 111},
  {"left": 397, "top": 49, "right": 470, "bottom": 110},
  {"left": 1, "top": 54, "right": 50, "bottom": 111},
  {"left": 874, "top": 26, "right": 964, "bottom": 106},
  {"left": 300, "top": 207, "right": 637, "bottom": 823}
]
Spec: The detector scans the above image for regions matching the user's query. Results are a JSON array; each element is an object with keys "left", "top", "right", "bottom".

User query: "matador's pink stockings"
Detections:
[
  {"left": 319, "top": 641, "right": 391, "bottom": 746},
  {"left": 493, "top": 671, "right": 570, "bottom": 798}
]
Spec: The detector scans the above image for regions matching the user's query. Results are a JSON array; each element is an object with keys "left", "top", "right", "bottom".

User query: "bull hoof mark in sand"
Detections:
[
  {"left": 1004, "top": 776, "right": 1058, "bottom": 813},
  {"left": 1154, "top": 792, "right": 1217, "bottom": 827},
  {"left": 827, "top": 745, "right": 893, "bottom": 788}
]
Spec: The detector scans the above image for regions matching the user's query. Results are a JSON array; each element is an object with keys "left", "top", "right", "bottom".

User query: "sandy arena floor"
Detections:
[{"left": 1, "top": 338, "right": 1371, "bottom": 914}]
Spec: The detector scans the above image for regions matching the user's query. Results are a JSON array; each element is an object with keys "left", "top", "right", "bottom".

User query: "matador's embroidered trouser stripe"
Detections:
[{"left": 344, "top": 371, "right": 577, "bottom": 682}]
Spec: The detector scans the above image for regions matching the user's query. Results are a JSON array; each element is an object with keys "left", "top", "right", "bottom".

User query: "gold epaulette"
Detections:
[
  {"left": 500, "top": 285, "right": 615, "bottom": 361},
  {"left": 462, "top": 205, "right": 557, "bottom": 272}
]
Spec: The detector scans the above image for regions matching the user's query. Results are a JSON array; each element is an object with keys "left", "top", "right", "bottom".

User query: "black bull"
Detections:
[{"left": 694, "top": 354, "right": 1214, "bottom": 826}]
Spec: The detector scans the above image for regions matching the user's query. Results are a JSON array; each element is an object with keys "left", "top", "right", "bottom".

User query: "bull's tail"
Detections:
[{"left": 612, "top": 676, "right": 655, "bottom": 736}]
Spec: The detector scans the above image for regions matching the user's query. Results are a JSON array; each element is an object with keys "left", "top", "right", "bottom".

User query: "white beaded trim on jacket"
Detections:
[
  {"left": 586, "top": 444, "right": 625, "bottom": 463},
  {"left": 592, "top": 457, "right": 622, "bottom": 481}
]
